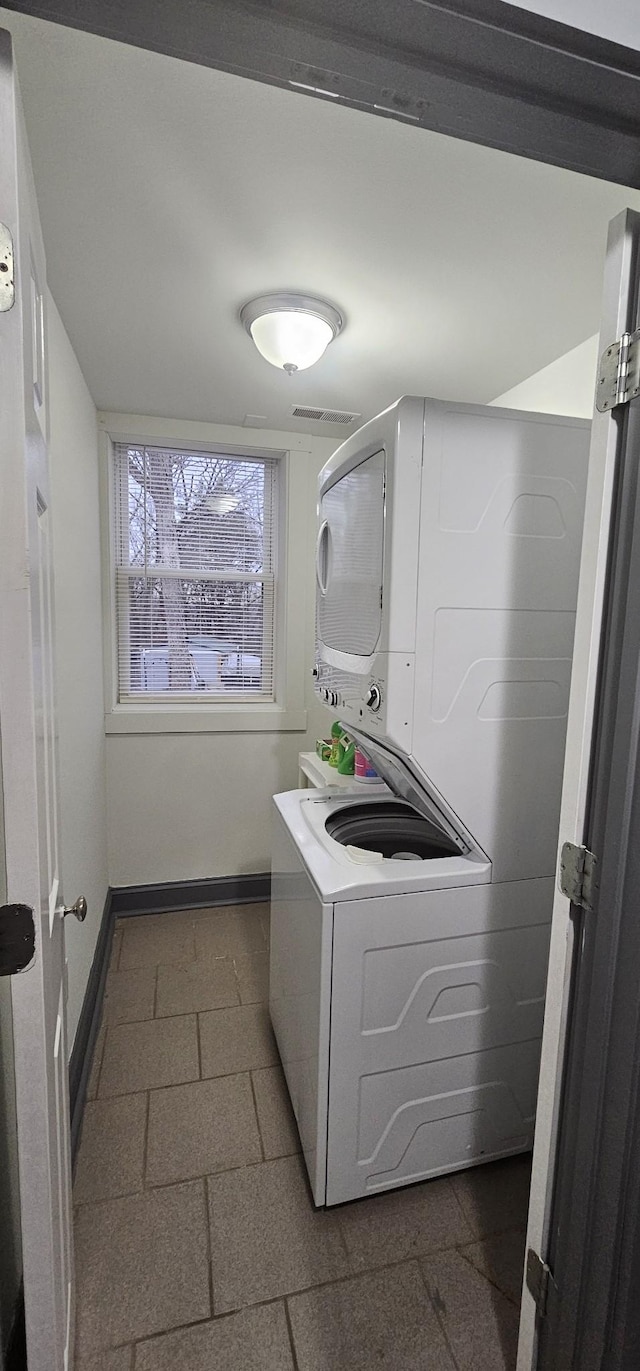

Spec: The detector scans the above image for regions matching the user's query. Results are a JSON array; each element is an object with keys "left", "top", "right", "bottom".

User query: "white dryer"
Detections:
[{"left": 269, "top": 395, "right": 589, "bottom": 1206}]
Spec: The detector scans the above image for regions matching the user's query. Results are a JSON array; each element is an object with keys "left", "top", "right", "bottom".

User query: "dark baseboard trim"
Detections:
[
  {"left": 68, "top": 890, "right": 114, "bottom": 1164},
  {"left": 110, "top": 872, "right": 271, "bottom": 918},
  {"left": 4, "top": 1283, "right": 26, "bottom": 1371}
]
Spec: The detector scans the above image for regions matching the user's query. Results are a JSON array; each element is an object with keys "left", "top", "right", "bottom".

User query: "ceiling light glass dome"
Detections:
[{"left": 240, "top": 293, "right": 343, "bottom": 373}]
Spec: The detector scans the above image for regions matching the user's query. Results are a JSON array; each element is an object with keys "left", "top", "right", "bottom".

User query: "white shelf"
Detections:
[
  {"left": 298, "top": 750, "right": 387, "bottom": 791},
  {"left": 298, "top": 751, "right": 360, "bottom": 789}
]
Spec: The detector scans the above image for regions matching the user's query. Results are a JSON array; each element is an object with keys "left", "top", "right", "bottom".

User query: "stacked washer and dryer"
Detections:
[{"left": 269, "top": 396, "right": 589, "bottom": 1207}]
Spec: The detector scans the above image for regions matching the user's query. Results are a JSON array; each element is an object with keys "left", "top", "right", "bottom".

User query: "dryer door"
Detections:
[{"left": 317, "top": 449, "right": 385, "bottom": 657}]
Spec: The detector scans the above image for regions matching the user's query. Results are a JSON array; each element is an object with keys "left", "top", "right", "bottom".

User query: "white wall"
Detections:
[
  {"left": 502, "top": 1, "right": 640, "bottom": 48},
  {"left": 105, "top": 428, "right": 335, "bottom": 887},
  {"left": 48, "top": 297, "right": 109, "bottom": 1045},
  {"left": 491, "top": 334, "right": 598, "bottom": 417}
]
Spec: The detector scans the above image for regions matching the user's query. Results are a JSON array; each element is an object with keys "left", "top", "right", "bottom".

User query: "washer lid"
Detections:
[{"left": 350, "top": 728, "right": 481, "bottom": 854}]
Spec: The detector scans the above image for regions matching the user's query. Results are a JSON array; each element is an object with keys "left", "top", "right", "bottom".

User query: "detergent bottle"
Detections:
[
  {"left": 337, "top": 735, "right": 356, "bottom": 776},
  {"left": 328, "top": 720, "right": 345, "bottom": 767},
  {"left": 354, "top": 747, "right": 379, "bottom": 782}
]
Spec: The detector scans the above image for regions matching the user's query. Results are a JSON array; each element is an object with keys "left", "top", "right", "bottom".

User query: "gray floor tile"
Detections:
[
  {"left": 252, "top": 1066, "right": 301, "bottom": 1159},
  {"left": 194, "top": 901, "right": 270, "bottom": 921},
  {"left": 339, "top": 1174, "right": 473, "bottom": 1272},
  {"left": 119, "top": 916, "right": 196, "bottom": 970},
  {"left": 75, "top": 1180, "right": 210, "bottom": 1354},
  {"left": 194, "top": 907, "right": 267, "bottom": 959},
  {"left": 451, "top": 1154, "right": 532, "bottom": 1238},
  {"left": 75, "top": 1349, "right": 132, "bottom": 1371},
  {"left": 288, "top": 1260, "right": 456, "bottom": 1371},
  {"left": 422, "top": 1247, "right": 520, "bottom": 1371},
  {"left": 117, "top": 911, "right": 196, "bottom": 932},
  {"left": 86, "top": 1022, "right": 106, "bottom": 1102},
  {"left": 200, "top": 1003, "right": 277, "bottom": 1077},
  {"left": 104, "top": 967, "right": 156, "bottom": 1025},
  {"left": 234, "top": 950, "right": 269, "bottom": 1004},
  {"left": 135, "top": 1302, "right": 294, "bottom": 1371},
  {"left": 462, "top": 1229, "right": 526, "bottom": 1305},
  {"left": 207, "top": 1154, "right": 350, "bottom": 1312},
  {"left": 146, "top": 1074, "right": 261, "bottom": 1185},
  {"left": 98, "top": 1016, "right": 199, "bottom": 1097},
  {"left": 74, "top": 1094, "right": 146, "bottom": 1204},
  {"left": 75, "top": 905, "right": 525, "bottom": 1371},
  {"left": 156, "top": 956, "right": 238, "bottom": 1017}
]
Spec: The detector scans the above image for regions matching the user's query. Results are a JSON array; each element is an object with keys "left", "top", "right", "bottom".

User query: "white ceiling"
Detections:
[{"left": 2, "top": 9, "right": 639, "bottom": 434}]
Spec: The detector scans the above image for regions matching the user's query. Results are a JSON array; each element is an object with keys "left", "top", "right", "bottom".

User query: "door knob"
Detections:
[{"left": 62, "top": 895, "right": 87, "bottom": 922}]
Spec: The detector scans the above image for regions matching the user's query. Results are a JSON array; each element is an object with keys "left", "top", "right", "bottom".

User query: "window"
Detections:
[{"left": 112, "top": 443, "right": 277, "bottom": 702}]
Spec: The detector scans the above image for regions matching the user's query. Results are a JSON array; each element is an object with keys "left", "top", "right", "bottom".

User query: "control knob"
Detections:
[
  {"left": 365, "top": 684, "right": 382, "bottom": 712},
  {"left": 321, "top": 686, "right": 339, "bottom": 706}
]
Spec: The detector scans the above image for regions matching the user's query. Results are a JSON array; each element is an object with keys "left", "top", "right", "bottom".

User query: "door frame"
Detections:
[
  {"left": 3, "top": 0, "right": 640, "bottom": 187},
  {"left": 516, "top": 207, "right": 640, "bottom": 1370},
  {"left": 536, "top": 224, "right": 640, "bottom": 1369},
  {"left": 5, "top": 3, "right": 640, "bottom": 1367}
]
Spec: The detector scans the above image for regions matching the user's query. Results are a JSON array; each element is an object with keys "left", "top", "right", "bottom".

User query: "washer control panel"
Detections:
[
  {"left": 313, "top": 653, "right": 414, "bottom": 751},
  {"left": 313, "top": 661, "right": 384, "bottom": 719},
  {"left": 319, "top": 686, "right": 341, "bottom": 708},
  {"left": 364, "top": 684, "right": 382, "bottom": 712}
]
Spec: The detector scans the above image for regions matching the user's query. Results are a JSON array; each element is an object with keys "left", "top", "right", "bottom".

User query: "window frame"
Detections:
[{"left": 100, "top": 412, "right": 309, "bottom": 733}]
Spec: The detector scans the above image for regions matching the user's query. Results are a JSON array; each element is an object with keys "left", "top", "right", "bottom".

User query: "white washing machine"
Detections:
[{"left": 270, "top": 768, "right": 552, "bottom": 1208}]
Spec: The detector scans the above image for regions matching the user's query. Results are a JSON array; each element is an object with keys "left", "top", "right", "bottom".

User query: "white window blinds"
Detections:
[{"left": 113, "top": 444, "right": 277, "bottom": 702}]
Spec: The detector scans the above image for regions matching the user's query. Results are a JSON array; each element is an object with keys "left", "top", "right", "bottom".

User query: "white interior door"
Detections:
[
  {"left": 0, "top": 29, "right": 75, "bottom": 1371},
  {"left": 517, "top": 207, "right": 640, "bottom": 1370}
]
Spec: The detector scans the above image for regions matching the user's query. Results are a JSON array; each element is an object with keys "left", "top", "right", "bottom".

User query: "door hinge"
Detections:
[
  {"left": 559, "top": 841, "right": 598, "bottom": 912},
  {"left": 596, "top": 330, "right": 640, "bottom": 411},
  {"left": 0, "top": 904, "right": 35, "bottom": 974},
  {"left": 0, "top": 223, "right": 14, "bottom": 312},
  {"left": 526, "top": 1247, "right": 556, "bottom": 1318}
]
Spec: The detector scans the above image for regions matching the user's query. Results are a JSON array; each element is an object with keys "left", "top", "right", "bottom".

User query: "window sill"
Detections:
[{"left": 104, "top": 705, "right": 308, "bottom": 735}]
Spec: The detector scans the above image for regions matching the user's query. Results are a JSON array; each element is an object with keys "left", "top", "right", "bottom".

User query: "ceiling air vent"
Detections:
[{"left": 291, "top": 405, "right": 360, "bottom": 424}]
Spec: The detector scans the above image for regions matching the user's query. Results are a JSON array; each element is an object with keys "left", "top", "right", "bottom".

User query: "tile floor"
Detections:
[{"left": 74, "top": 903, "right": 530, "bottom": 1370}]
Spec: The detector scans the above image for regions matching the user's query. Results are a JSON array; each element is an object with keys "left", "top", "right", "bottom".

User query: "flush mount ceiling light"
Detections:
[{"left": 240, "top": 293, "right": 343, "bottom": 373}]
